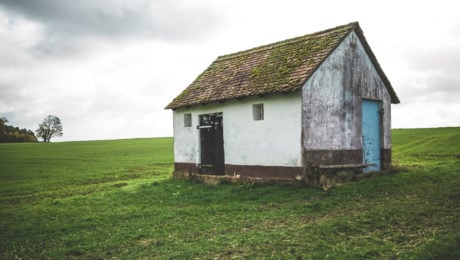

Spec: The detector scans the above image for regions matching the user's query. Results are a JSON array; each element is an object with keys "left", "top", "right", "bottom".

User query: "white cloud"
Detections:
[{"left": 0, "top": 0, "right": 222, "bottom": 56}]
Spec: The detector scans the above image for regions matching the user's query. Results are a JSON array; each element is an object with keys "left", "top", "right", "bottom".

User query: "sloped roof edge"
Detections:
[
  {"left": 297, "top": 22, "right": 400, "bottom": 105},
  {"left": 353, "top": 24, "right": 400, "bottom": 104}
]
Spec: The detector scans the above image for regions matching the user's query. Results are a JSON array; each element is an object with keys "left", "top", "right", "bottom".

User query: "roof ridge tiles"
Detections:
[{"left": 216, "top": 22, "right": 358, "bottom": 62}]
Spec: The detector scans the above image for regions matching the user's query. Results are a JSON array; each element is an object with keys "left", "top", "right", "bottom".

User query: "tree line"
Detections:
[
  {"left": 0, "top": 115, "right": 63, "bottom": 143},
  {"left": 0, "top": 118, "right": 38, "bottom": 143}
]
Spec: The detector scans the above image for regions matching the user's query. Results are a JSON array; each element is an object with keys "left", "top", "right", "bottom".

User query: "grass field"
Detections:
[{"left": 1, "top": 128, "right": 459, "bottom": 259}]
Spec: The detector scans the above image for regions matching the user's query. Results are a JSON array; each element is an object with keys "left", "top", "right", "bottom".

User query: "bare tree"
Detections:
[{"left": 36, "top": 115, "right": 63, "bottom": 142}]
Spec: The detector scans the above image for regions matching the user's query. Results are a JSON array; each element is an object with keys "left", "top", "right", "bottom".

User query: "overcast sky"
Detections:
[{"left": 0, "top": 0, "right": 459, "bottom": 141}]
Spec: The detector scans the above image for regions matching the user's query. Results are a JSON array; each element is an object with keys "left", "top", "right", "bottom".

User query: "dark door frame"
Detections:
[{"left": 198, "top": 112, "right": 225, "bottom": 175}]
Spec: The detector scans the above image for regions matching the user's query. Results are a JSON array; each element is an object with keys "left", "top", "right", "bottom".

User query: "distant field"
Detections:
[{"left": 0, "top": 128, "right": 459, "bottom": 258}]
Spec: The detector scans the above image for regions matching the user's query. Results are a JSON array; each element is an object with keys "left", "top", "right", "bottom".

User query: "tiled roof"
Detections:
[{"left": 166, "top": 22, "right": 399, "bottom": 110}]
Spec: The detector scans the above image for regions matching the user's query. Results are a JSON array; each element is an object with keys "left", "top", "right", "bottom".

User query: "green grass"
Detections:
[{"left": 1, "top": 128, "right": 459, "bottom": 259}]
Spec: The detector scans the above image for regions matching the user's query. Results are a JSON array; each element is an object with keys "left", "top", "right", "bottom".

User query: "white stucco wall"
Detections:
[
  {"left": 173, "top": 93, "right": 302, "bottom": 167},
  {"left": 302, "top": 30, "right": 392, "bottom": 150}
]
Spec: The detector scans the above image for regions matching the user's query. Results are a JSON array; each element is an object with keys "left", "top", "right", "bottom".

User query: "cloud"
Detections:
[
  {"left": 406, "top": 46, "right": 460, "bottom": 75},
  {"left": 393, "top": 100, "right": 460, "bottom": 129},
  {"left": 400, "top": 23, "right": 460, "bottom": 105},
  {"left": 0, "top": 0, "right": 221, "bottom": 55},
  {"left": 0, "top": 9, "right": 41, "bottom": 66},
  {"left": 0, "top": 32, "right": 212, "bottom": 140}
]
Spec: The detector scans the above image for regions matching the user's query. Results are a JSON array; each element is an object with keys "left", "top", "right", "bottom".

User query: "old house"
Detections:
[{"left": 166, "top": 22, "right": 399, "bottom": 185}]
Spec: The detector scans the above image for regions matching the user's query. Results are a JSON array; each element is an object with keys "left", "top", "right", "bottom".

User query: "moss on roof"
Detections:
[{"left": 166, "top": 22, "right": 398, "bottom": 110}]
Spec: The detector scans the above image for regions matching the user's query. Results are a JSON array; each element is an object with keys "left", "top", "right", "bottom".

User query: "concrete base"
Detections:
[
  {"left": 172, "top": 171, "right": 302, "bottom": 185},
  {"left": 174, "top": 162, "right": 303, "bottom": 179}
]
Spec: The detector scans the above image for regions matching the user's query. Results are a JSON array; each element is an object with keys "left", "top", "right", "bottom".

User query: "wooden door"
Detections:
[{"left": 199, "top": 113, "right": 224, "bottom": 175}]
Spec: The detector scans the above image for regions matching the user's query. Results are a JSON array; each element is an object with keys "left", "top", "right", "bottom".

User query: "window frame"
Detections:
[
  {"left": 183, "top": 113, "right": 192, "bottom": 127},
  {"left": 252, "top": 103, "right": 264, "bottom": 121}
]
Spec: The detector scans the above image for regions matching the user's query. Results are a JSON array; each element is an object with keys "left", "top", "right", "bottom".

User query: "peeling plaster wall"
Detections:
[
  {"left": 302, "top": 30, "right": 392, "bottom": 157},
  {"left": 173, "top": 93, "right": 302, "bottom": 167}
]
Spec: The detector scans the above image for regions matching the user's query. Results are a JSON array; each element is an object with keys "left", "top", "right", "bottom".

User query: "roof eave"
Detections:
[{"left": 165, "top": 89, "right": 301, "bottom": 110}]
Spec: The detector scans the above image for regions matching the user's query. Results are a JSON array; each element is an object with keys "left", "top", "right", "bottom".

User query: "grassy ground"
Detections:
[{"left": 0, "top": 128, "right": 459, "bottom": 259}]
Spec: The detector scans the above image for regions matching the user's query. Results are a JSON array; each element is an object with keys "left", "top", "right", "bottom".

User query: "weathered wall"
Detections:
[
  {"left": 173, "top": 93, "right": 303, "bottom": 176},
  {"left": 302, "top": 30, "right": 392, "bottom": 171}
]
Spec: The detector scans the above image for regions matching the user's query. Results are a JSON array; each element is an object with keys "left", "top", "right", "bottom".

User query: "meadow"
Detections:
[{"left": 0, "top": 128, "right": 459, "bottom": 259}]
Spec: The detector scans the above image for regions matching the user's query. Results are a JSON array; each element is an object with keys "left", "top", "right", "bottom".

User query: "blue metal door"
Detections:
[{"left": 362, "top": 100, "right": 381, "bottom": 173}]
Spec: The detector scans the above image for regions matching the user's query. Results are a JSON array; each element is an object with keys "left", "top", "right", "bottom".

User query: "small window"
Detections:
[
  {"left": 253, "top": 104, "right": 264, "bottom": 121},
  {"left": 184, "top": 113, "right": 192, "bottom": 127}
]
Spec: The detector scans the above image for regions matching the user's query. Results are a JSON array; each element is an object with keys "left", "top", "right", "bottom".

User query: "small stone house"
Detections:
[{"left": 166, "top": 22, "right": 399, "bottom": 184}]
